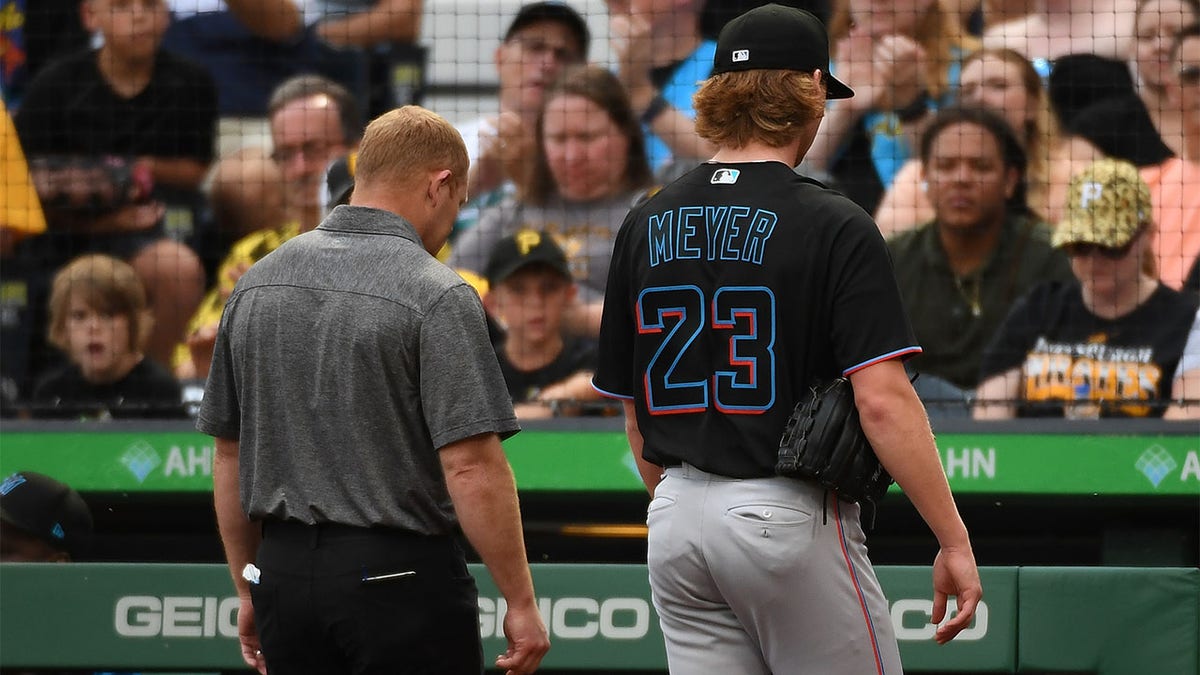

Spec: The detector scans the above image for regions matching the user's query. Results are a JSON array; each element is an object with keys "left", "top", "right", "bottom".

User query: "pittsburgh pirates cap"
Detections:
[
  {"left": 486, "top": 230, "right": 571, "bottom": 286},
  {"left": 711, "top": 3, "right": 853, "bottom": 100},
  {"left": 1053, "top": 158, "right": 1152, "bottom": 249},
  {"left": 504, "top": 1, "right": 591, "bottom": 58},
  {"left": 0, "top": 471, "right": 93, "bottom": 558}
]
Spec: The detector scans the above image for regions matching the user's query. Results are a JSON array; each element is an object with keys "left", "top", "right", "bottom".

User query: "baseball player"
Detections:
[{"left": 592, "top": 5, "right": 983, "bottom": 673}]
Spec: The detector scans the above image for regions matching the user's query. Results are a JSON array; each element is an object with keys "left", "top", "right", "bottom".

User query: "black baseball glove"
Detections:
[{"left": 776, "top": 378, "right": 893, "bottom": 505}]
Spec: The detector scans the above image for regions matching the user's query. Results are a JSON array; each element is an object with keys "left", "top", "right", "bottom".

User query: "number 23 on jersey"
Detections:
[{"left": 638, "top": 284, "right": 776, "bottom": 415}]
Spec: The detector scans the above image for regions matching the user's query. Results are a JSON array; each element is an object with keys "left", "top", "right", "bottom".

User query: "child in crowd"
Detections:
[
  {"left": 483, "top": 230, "right": 601, "bottom": 419},
  {"left": 31, "top": 254, "right": 183, "bottom": 419},
  {"left": 13, "top": 0, "right": 216, "bottom": 371}
]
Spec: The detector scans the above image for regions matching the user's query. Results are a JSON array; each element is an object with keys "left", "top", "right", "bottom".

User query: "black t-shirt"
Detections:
[
  {"left": 498, "top": 337, "right": 599, "bottom": 403},
  {"left": 15, "top": 48, "right": 217, "bottom": 164},
  {"left": 979, "top": 280, "right": 1199, "bottom": 417},
  {"left": 30, "top": 358, "right": 185, "bottom": 419},
  {"left": 594, "top": 161, "right": 919, "bottom": 478}
]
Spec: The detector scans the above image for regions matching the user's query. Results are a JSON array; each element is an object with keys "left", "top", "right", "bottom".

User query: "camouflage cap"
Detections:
[{"left": 1053, "top": 158, "right": 1152, "bottom": 249}]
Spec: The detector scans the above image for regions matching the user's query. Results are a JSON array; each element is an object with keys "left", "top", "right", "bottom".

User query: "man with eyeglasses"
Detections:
[
  {"left": 459, "top": 2, "right": 590, "bottom": 204},
  {"left": 264, "top": 75, "right": 363, "bottom": 234},
  {"left": 976, "top": 158, "right": 1200, "bottom": 419},
  {"left": 175, "top": 75, "right": 362, "bottom": 379}
]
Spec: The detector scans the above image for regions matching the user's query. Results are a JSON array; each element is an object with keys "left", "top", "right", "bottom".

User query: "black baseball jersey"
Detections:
[
  {"left": 979, "top": 280, "right": 1199, "bottom": 417},
  {"left": 594, "top": 162, "right": 919, "bottom": 478}
]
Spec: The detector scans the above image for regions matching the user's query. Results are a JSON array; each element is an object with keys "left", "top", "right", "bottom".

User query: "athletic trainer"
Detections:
[
  {"left": 592, "top": 5, "right": 983, "bottom": 673},
  {"left": 199, "top": 106, "right": 549, "bottom": 675}
]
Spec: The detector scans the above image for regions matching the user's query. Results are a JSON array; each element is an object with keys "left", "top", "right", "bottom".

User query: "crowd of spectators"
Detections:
[{"left": 1, "top": 0, "right": 1197, "bottom": 420}]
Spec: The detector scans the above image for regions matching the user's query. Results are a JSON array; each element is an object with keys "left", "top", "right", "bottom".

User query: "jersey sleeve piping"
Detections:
[
  {"left": 591, "top": 380, "right": 634, "bottom": 400},
  {"left": 842, "top": 346, "right": 923, "bottom": 376}
]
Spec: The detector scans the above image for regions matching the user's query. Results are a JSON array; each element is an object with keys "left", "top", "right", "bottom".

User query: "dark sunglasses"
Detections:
[
  {"left": 1062, "top": 239, "right": 1137, "bottom": 260},
  {"left": 1179, "top": 65, "right": 1200, "bottom": 85}
]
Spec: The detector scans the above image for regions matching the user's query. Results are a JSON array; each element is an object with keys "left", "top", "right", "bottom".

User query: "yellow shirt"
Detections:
[
  {"left": 1, "top": 99, "right": 47, "bottom": 241},
  {"left": 173, "top": 222, "right": 302, "bottom": 369}
]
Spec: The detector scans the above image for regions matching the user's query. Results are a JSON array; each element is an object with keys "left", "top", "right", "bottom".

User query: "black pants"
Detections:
[{"left": 252, "top": 520, "right": 483, "bottom": 675}]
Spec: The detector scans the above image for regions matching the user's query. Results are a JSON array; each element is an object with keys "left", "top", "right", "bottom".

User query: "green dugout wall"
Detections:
[
  {"left": 0, "top": 564, "right": 1196, "bottom": 673},
  {"left": 1, "top": 418, "right": 1197, "bottom": 671}
]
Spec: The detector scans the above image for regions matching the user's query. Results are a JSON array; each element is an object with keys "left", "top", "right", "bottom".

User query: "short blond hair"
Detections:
[
  {"left": 355, "top": 106, "right": 469, "bottom": 192},
  {"left": 47, "top": 254, "right": 151, "bottom": 354},
  {"left": 693, "top": 70, "right": 826, "bottom": 149}
]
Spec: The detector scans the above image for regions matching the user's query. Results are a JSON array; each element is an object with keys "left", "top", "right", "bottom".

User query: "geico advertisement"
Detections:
[{"left": 113, "top": 595, "right": 989, "bottom": 642}]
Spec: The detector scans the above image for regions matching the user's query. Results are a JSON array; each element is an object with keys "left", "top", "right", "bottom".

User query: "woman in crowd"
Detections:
[
  {"left": 974, "top": 159, "right": 1200, "bottom": 419},
  {"left": 1131, "top": 0, "right": 1200, "bottom": 157},
  {"left": 449, "top": 64, "right": 655, "bottom": 335},
  {"left": 875, "top": 47, "right": 1099, "bottom": 235},
  {"left": 803, "top": 0, "right": 978, "bottom": 214}
]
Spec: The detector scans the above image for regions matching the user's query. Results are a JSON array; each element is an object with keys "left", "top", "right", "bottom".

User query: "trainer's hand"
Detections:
[
  {"left": 237, "top": 595, "right": 269, "bottom": 674},
  {"left": 930, "top": 546, "right": 982, "bottom": 644},
  {"left": 495, "top": 602, "right": 550, "bottom": 674}
]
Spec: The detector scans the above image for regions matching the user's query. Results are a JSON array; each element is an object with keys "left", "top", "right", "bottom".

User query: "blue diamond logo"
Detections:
[
  {"left": 1135, "top": 445, "right": 1176, "bottom": 488},
  {"left": 121, "top": 441, "right": 161, "bottom": 483}
]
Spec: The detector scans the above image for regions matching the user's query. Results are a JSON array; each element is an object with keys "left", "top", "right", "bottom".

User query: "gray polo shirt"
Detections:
[{"left": 197, "top": 205, "right": 520, "bottom": 534}]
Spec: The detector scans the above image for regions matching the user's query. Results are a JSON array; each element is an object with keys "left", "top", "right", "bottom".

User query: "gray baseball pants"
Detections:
[{"left": 647, "top": 463, "right": 902, "bottom": 674}]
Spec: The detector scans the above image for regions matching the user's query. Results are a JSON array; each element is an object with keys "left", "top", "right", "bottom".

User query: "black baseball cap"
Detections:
[
  {"left": 485, "top": 230, "right": 571, "bottom": 286},
  {"left": 504, "top": 1, "right": 591, "bottom": 58},
  {"left": 711, "top": 3, "right": 853, "bottom": 100},
  {"left": 0, "top": 471, "right": 93, "bottom": 558}
]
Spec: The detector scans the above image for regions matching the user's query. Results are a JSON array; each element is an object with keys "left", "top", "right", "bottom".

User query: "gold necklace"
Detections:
[{"left": 954, "top": 274, "right": 982, "bottom": 318}]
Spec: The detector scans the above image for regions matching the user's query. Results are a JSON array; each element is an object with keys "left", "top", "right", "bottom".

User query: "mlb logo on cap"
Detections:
[{"left": 710, "top": 4, "right": 854, "bottom": 99}]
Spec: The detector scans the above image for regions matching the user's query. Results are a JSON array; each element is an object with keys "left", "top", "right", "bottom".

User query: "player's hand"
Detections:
[
  {"left": 495, "top": 602, "right": 550, "bottom": 674},
  {"left": 930, "top": 545, "right": 982, "bottom": 644},
  {"left": 237, "top": 595, "right": 269, "bottom": 674}
]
